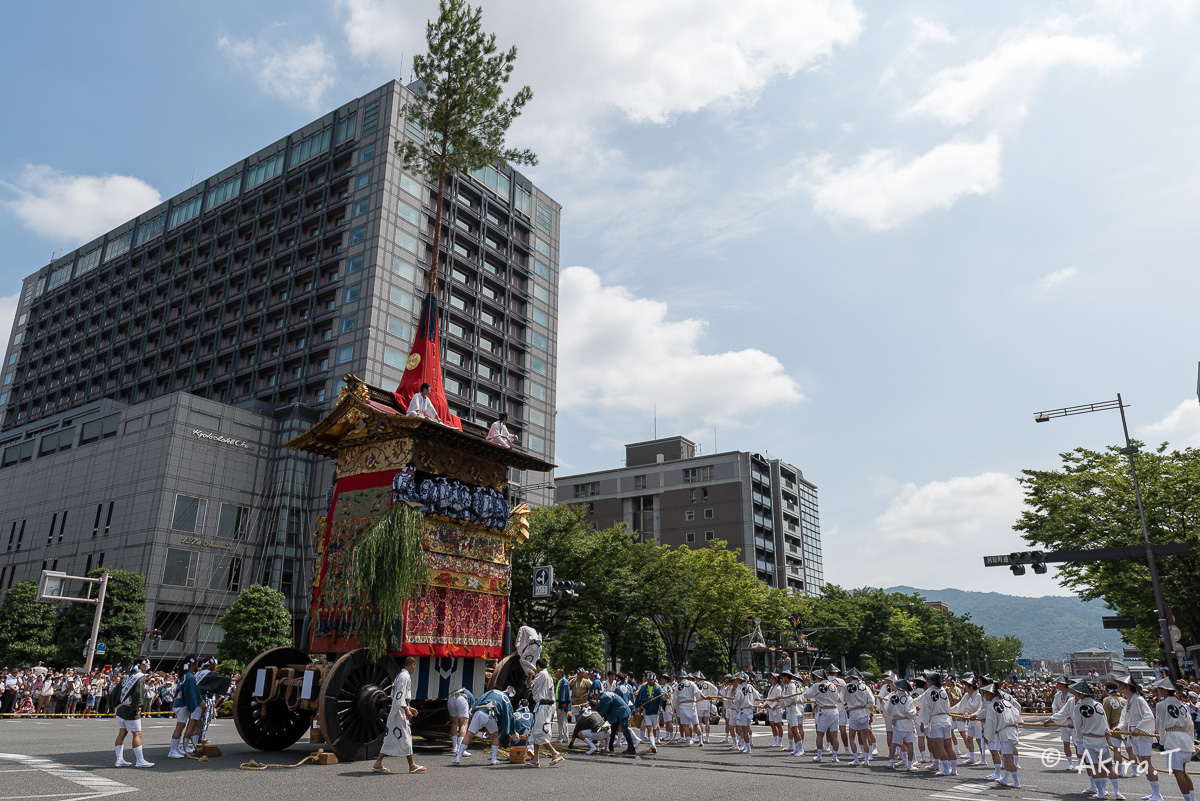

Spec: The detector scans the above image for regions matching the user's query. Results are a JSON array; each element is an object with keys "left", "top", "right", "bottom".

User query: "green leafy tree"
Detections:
[
  {"left": 0, "top": 579, "right": 58, "bottom": 666},
  {"left": 56, "top": 569, "right": 145, "bottom": 667},
  {"left": 218, "top": 585, "right": 292, "bottom": 664},
  {"left": 510, "top": 505, "right": 594, "bottom": 633},
  {"left": 544, "top": 614, "right": 605, "bottom": 674},
  {"left": 688, "top": 631, "right": 732, "bottom": 678},
  {"left": 578, "top": 527, "right": 651, "bottom": 669},
  {"left": 1015, "top": 443, "right": 1200, "bottom": 659},
  {"left": 399, "top": 0, "right": 536, "bottom": 297},
  {"left": 697, "top": 543, "right": 771, "bottom": 666},
  {"left": 643, "top": 545, "right": 707, "bottom": 670},
  {"left": 617, "top": 616, "right": 668, "bottom": 678}
]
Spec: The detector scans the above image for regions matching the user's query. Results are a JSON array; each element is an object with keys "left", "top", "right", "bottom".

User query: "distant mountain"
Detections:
[{"left": 887, "top": 586, "right": 1130, "bottom": 662}]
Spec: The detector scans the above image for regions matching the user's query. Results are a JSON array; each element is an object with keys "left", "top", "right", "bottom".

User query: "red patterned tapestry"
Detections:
[{"left": 400, "top": 586, "right": 507, "bottom": 659}]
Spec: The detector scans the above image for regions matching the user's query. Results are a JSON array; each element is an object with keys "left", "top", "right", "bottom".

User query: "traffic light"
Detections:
[
  {"left": 1008, "top": 550, "right": 1047, "bottom": 576},
  {"left": 552, "top": 580, "right": 584, "bottom": 598}
]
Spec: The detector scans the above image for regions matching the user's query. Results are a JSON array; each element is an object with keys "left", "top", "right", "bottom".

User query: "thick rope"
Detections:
[{"left": 239, "top": 749, "right": 328, "bottom": 771}]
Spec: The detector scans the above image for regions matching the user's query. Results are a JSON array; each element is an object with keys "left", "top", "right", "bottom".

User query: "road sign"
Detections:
[
  {"left": 1182, "top": 659, "right": 1195, "bottom": 669},
  {"left": 96, "top": 643, "right": 106, "bottom": 654},
  {"left": 532, "top": 565, "right": 553, "bottom": 598},
  {"left": 1103, "top": 616, "right": 1137, "bottom": 629},
  {"left": 983, "top": 554, "right": 1011, "bottom": 566},
  {"left": 1017, "top": 658, "right": 1032, "bottom": 667}
]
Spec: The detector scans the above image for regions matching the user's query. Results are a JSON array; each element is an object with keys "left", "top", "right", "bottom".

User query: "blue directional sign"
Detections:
[{"left": 532, "top": 565, "right": 553, "bottom": 598}]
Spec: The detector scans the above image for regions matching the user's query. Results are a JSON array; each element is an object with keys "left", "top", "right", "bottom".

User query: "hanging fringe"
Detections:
[{"left": 345, "top": 501, "right": 429, "bottom": 661}]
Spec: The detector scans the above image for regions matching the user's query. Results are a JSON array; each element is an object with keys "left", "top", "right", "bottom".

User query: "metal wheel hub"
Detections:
[{"left": 356, "top": 684, "right": 389, "bottom": 720}]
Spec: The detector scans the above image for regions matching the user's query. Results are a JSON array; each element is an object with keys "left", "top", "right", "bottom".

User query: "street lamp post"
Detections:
[{"left": 1034, "top": 394, "right": 1180, "bottom": 681}]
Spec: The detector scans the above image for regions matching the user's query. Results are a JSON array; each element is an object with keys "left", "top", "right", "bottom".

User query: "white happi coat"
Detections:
[{"left": 379, "top": 669, "right": 414, "bottom": 756}]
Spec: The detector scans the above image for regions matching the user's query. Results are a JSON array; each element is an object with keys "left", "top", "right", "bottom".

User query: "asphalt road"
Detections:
[{"left": 0, "top": 717, "right": 1184, "bottom": 801}]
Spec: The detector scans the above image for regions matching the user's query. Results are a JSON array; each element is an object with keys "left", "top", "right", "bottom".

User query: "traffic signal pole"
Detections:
[
  {"left": 83, "top": 573, "right": 109, "bottom": 673},
  {"left": 1116, "top": 395, "right": 1179, "bottom": 681}
]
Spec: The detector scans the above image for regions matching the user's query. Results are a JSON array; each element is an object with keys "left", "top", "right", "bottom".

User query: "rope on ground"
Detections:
[{"left": 239, "top": 749, "right": 328, "bottom": 771}]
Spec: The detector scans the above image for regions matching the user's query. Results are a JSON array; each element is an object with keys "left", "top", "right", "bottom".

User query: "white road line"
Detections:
[{"left": 0, "top": 754, "right": 135, "bottom": 801}]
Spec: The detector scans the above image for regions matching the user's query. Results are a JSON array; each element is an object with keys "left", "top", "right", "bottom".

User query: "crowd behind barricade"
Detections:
[{"left": 0, "top": 662, "right": 239, "bottom": 719}]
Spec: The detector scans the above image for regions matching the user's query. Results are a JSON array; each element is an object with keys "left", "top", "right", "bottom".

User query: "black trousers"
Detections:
[{"left": 608, "top": 718, "right": 635, "bottom": 750}]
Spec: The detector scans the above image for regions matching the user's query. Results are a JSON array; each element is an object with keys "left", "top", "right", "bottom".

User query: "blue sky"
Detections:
[{"left": 3, "top": 0, "right": 1200, "bottom": 597}]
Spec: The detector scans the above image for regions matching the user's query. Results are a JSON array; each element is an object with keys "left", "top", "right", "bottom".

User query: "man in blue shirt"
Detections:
[
  {"left": 554, "top": 669, "right": 572, "bottom": 742},
  {"left": 634, "top": 673, "right": 667, "bottom": 753},
  {"left": 168, "top": 656, "right": 201, "bottom": 759},
  {"left": 593, "top": 689, "right": 637, "bottom": 755},
  {"left": 454, "top": 688, "right": 515, "bottom": 766}
]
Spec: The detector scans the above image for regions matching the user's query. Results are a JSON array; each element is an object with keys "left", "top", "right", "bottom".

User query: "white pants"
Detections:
[
  {"left": 530, "top": 704, "right": 554, "bottom": 745},
  {"left": 447, "top": 695, "right": 469, "bottom": 718},
  {"left": 519, "top": 643, "right": 541, "bottom": 676},
  {"left": 786, "top": 707, "right": 802, "bottom": 727},
  {"left": 679, "top": 708, "right": 699, "bottom": 726},
  {"left": 175, "top": 706, "right": 201, "bottom": 723},
  {"left": 116, "top": 716, "right": 142, "bottom": 733},
  {"left": 815, "top": 710, "right": 839, "bottom": 732},
  {"left": 469, "top": 710, "right": 498, "bottom": 736}
]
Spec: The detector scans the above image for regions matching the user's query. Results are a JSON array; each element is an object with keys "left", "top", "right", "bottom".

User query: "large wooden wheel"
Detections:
[
  {"left": 317, "top": 649, "right": 398, "bottom": 761},
  {"left": 233, "top": 647, "right": 313, "bottom": 751}
]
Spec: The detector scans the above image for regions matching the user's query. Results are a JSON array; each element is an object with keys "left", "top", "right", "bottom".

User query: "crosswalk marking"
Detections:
[{"left": 0, "top": 754, "right": 135, "bottom": 801}]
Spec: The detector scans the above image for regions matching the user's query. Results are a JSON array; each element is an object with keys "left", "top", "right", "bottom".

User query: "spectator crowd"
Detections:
[{"left": 0, "top": 663, "right": 237, "bottom": 719}]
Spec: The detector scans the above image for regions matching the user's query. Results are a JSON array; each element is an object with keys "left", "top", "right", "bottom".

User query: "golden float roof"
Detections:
[{"left": 286, "top": 374, "right": 556, "bottom": 473}]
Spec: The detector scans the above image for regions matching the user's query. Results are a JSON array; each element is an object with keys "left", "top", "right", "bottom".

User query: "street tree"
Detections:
[
  {"left": 545, "top": 613, "right": 605, "bottom": 674},
  {"left": 510, "top": 504, "right": 592, "bottom": 633},
  {"left": 1015, "top": 443, "right": 1200, "bottom": 658},
  {"left": 55, "top": 569, "right": 145, "bottom": 668},
  {"left": 398, "top": 0, "right": 536, "bottom": 297},
  {"left": 219, "top": 585, "right": 293, "bottom": 664},
  {"left": 0, "top": 579, "right": 58, "bottom": 666},
  {"left": 617, "top": 616, "right": 669, "bottom": 679}
]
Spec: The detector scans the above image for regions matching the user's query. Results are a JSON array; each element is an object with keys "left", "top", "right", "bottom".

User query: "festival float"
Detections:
[{"left": 231, "top": 292, "right": 553, "bottom": 761}]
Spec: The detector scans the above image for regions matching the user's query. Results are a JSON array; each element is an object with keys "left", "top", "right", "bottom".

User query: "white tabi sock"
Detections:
[
  {"left": 1109, "top": 779, "right": 1119, "bottom": 796},
  {"left": 170, "top": 738, "right": 180, "bottom": 753},
  {"left": 115, "top": 746, "right": 124, "bottom": 760},
  {"left": 132, "top": 746, "right": 146, "bottom": 762},
  {"left": 1147, "top": 779, "right": 1161, "bottom": 799},
  {"left": 648, "top": 734, "right": 655, "bottom": 747},
  {"left": 451, "top": 735, "right": 459, "bottom": 750},
  {"left": 490, "top": 745, "right": 498, "bottom": 760},
  {"left": 1005, "top": 770, "right": 1019, "bottom": 786}
]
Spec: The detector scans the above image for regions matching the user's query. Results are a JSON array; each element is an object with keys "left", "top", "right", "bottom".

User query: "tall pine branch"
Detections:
[{"left": 397, "top": 0, "right": 537, "bottom": 297}]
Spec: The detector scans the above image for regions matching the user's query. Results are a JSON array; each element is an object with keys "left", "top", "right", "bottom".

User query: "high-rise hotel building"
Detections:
[{"left": 0, "top": 81, "right": 560, "bottom": 659}]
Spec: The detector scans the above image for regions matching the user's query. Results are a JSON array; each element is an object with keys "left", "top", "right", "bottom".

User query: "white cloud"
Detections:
[
  {"left": 1139, "top": 399, "right": 1200, "bottom": 449},
  {"left": 0, "top": 164, "right": 161, "bottom": 244},
  {"left": 908, "top": 34, "right": 1139, "bottom": 126},
  {"left": 338, "top": 0, "right": 417, "bottom": 77},
  {"left": 912, "top": 17, "right": 955, "bottom": 46},
  {"left": 557, "top": 266, "right": 802, "bottom": 426},
  {"left": 1038, "top": 266, "right": 1079, "bottom": 291},
  {"left": 876, "top": 472, "right": 1024, "bottom": 546},
  {"left": 803, "top": 135, "right": 1002, "bottom": 230},
  {"left": 821, "top": 471, "right": 1068, "bottom": 596},
  {"left": 218, "top": 35, "right": 336, "bottom": 112},
  {"left": 567, "top": 0, "right": 863, "bottom": 124}
]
